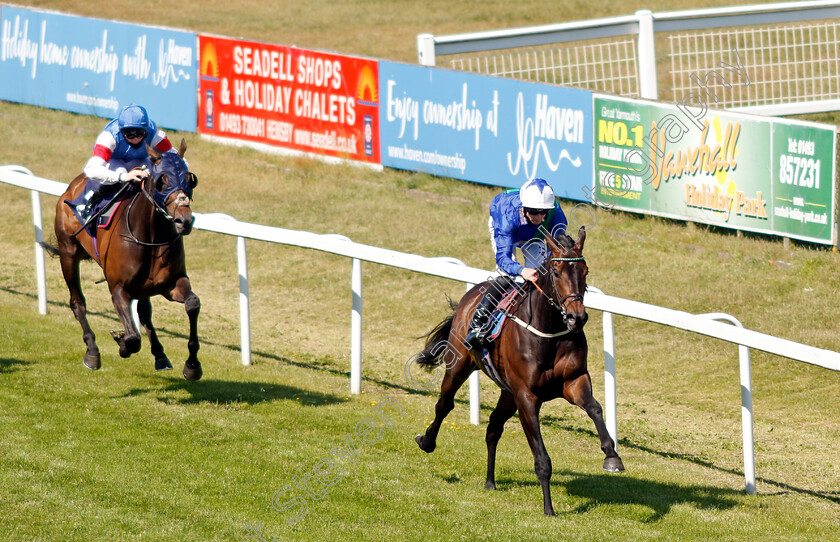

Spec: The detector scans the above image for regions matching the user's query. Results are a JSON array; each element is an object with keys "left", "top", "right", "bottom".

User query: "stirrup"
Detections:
[{"left": 464, "top": 327, "right": 485, "bottom": 350}]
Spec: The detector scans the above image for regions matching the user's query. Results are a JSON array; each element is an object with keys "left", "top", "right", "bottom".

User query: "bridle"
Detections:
[
  {"left": 531, "top": 255, "right": 586, "bottom": 320},
  {"left": 121, "top": 174, "right": 191, "bottom": 247}
]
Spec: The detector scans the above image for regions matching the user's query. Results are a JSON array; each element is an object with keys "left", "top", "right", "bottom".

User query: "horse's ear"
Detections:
[
  {"left": 575, "top": 226, "right": 586, "bottom": 251},
  {"left": 178, "top": 138, "right": 187, "bottom": 158},
  {"left": 146, "top": 144, "right": 162, "bottom": 164},
  {"left": 187, "top": 171, "right": 198, "bottom": 189}
]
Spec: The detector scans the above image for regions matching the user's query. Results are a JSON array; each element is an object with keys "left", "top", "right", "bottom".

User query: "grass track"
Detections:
[{"left": 2, "top": 2, "right": 840, "bottom": 540}]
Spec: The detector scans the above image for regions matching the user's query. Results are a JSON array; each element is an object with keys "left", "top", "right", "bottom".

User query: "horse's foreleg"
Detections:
[
  {"left": 484, "top": 390, "right": 517, "bottom": 490},
  {"left": 167, "top": 277, "right": 201, "bottom": 381},
  {"left": 516, "top": 394, "right": 555, "bottom": 516},
  {"left": 136, "top": 297, "right": 172, "bottom": 371},
  {"left": 564, "top": 375, "right": 624, "bottom": 473},
  {"left": 109, "top": 284, "right": 141, "bottom": 358},
  {"left": 415, "top": 349, "right": 472, "bottom": 454},
  {"left": 59, "top": 250, "right": 100, "bottom": 370}
]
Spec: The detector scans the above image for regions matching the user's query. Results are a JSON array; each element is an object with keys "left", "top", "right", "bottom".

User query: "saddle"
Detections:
[
  {"left": 475, "top": 283, "right": 524, "bottom": 392},
  {"left": 64, "top": 179, "right": 136, "bottom": 238},
  {"left": 485, "top": 285, "right": 522, "bottom": 342}
]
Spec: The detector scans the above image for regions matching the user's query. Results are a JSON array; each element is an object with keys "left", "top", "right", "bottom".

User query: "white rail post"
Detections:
[
  {"left": 636, "top": 9, "right": 658, "bottom": 99},
  {"left": 603, "top": 311, "right": 617, "bottom": 451},
  {"left": 738, "top": 340, "right": 756, "bottom": 494},
  {"left": 417, "top": 33, "right": 437, "bottom": 66},
  {"left": 238, "top": 236, "right": 251, "bottom": 366},
  {"left": 30, "top": 189, "right": 48, "bottom": 315},
  {"left": 466, "top": 282, "right": 480, "bottom": 426},
  {"left": 589, "top": 286, "right": 617, "bottom": 449},
  {"left": 351, "top": 257, "right": 363, "bottom": 394},
  {"left": 698, "top": 313, "right": 755, "bottom": 494}
]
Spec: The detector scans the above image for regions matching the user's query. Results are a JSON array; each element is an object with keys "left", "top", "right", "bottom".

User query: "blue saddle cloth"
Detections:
[
  {"left": 485, "top": 284, "right": 523, "bottom": 341},
  {"left": 64, "top": 179, "right": 133, "bottom": 238}
]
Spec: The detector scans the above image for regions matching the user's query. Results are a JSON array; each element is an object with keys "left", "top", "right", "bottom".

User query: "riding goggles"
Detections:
[{"left": 121, "top": 129, "right": 146, "bottom": 140}]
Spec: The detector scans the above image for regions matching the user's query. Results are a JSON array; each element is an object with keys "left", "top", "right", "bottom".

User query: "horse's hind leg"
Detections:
[
  {"left": 484, "top": 390, "right": 517, "bottom": 490},
  {"left": 415, "top": 346, "right": 473, "bottom": 454},
  {"left": 564, "top": 375, "right": 624, "bottom": 472},
  {"left": 136, "top": 297, "right": 173, "bottom": 371},
  {"left": 166, "top": 276, "right": 201, "bottom": 381},
  {"left": 58, "top": 248, "right": 100, "bottom": 370},
  {"left": 110, "top": 284, "right": 142, "bottom": 358}
]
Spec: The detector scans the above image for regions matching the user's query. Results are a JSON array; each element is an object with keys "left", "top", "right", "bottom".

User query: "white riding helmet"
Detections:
[{"left": 519, "top": 178, "right": 555, "bottom": 209}]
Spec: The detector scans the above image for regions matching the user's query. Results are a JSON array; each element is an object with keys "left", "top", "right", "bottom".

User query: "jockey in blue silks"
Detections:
[
  {"left": 464, "top": 178, "right": 568, "bottom": 349},
  {"left": 81, "top": 104, "right": 177, "bottom": 215}
]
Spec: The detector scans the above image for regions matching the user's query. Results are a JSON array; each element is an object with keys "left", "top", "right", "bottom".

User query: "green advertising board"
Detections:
[{"left": 594, "top": 94, "right": 837, "bottom": 244}]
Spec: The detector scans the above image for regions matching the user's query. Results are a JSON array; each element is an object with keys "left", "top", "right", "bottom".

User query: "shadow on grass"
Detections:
[
  {"left": 539, "top": 412, "right": 840, "bottom": 506},
  {"left": 117, "top": 378, "right": 345, "bottom": 406},
  {"left": 555, "top": 471, "right": 741, "bottom": 522},
  {"left": 0, "top": 357, "right": 31, "bottom": 373},
  {"left": 3, "top": 286, "right": 441, "bottom": 399},
  {"left": 491, "top": 470, "right": 739, "bottom": 521}
]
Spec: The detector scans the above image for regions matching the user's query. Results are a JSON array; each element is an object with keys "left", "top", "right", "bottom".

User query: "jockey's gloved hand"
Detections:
[{"left": 122, "top": 166, "right": 150, "bottom": 183}]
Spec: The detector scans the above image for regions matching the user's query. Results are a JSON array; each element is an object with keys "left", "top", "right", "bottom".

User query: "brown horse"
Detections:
[
  {"left": 48, "top": 140, "right": 202, "bottom": 380},
  {"left": 412, "top": 227, "right": 623, "bottom": 515}
]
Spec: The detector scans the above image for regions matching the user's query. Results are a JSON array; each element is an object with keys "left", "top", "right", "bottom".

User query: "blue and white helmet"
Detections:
[{"left": 520, "top": 178, "right": 555, "bottom": 209}]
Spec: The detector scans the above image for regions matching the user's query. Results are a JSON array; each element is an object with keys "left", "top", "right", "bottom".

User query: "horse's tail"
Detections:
[
  {"left": 415, "top": 312, "right": 456, "bottom": 369},
  {"left": 38, "top": 239, "right": 92, "bottom": 261},
  {"left": 38, "top": 241, "right": 60, "bottom": 258}
]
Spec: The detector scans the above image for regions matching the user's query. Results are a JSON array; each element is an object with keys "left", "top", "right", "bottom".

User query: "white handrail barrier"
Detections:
[{"left": 3, "top": 165, "right": 839, "bottom": 495}]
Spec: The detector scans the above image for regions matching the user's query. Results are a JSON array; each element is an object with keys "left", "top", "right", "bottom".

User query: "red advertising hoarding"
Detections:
[{"left": 199, "top": 35, "right": 380, "bottom": 164}]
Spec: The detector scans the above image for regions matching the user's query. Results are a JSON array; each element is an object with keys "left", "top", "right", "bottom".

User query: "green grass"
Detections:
[{"left": 2, "top": 2, "right": 840, "bottom": 541}]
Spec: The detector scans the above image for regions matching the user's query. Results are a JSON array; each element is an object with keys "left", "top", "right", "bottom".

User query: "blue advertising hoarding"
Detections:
[
  {"left": 0, "top": 5, "right": 197, "bottom": 131},
  {"left": 379, "top": 61, "right": 593, "bottom": 201}
]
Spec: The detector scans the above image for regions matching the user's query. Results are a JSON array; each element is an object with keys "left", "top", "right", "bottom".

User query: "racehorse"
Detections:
[
  {"left": 412, "top": 227, "right": 623, "bottom": 515},
  {"left": 47, "top": 140, "right": 202, "bottom": 381}
]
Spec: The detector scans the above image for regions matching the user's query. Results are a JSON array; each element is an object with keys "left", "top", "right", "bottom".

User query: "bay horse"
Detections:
[
  {"left": 48, "top": 140, "right": 202, "bottom": 380},
  {"left": 412, "top": 227, "right": 623, "bottom": 515}
]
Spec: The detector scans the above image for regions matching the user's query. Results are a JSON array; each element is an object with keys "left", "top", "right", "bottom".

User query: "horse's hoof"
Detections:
[
  {"left": 118, "top": 336, "right": 141, "bottom": 358},
  {"left": 155, "top": 357, "right": 173, "bottom": 371},
  {"left": 109, "top": 330, "right": 125, "bottom": 342},
  {"left": 183, "top": 361, "right": 202, "bottom": 381},
  {"left": 83, "top": 349, "right": 101, "bottom": 370},
  {"left": 484, "top": 481, "right": 496, "bottom": 490},
  {"left": 603, "top": 456, "right": 625, "bottom": 472},
  {"left": 415, "top": 434, "right": 435, "bottom": 453}
]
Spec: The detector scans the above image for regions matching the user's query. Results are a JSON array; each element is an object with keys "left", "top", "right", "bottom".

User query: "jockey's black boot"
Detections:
[{"left": 463, "top": 275, "right": 515, "bottom": 350}]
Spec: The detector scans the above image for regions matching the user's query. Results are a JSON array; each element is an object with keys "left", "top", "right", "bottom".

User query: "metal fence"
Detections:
[{"left": 418, "top": 1, "right": 840, "bottom": 115}]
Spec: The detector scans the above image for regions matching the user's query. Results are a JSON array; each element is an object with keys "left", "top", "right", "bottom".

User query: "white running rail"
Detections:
[{"left": 3, "top": 165, "right": 839, "bottom": 495}]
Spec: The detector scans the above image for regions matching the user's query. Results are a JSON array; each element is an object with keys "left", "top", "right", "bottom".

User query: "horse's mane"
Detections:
[{"left": 548, "top": 231, "right": 577, "bottom": 254}]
